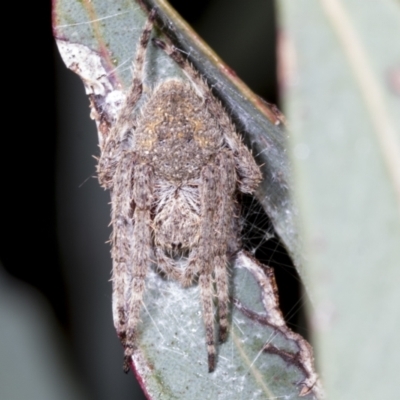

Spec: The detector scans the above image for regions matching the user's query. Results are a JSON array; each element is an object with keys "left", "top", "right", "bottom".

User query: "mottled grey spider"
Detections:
[{"left": 97, "top": 10, "right": 262, "bottom": 372}]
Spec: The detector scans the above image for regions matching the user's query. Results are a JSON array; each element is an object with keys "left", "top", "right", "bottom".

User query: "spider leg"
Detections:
[
  {"left": 198, "top": 164, "right": 219, "bottom": 372},
  {"left": 214, "top": 151, "right": 236, "bottom": 343},
  {"left": 152, "top": 38, "right": 262, "bottom": 193},
  {"left": 98, "top": 11, "right": 156, "bottom": 189},
  {"left": 185, "top": 151, "right": 237, "bottom": 370},
  {"left": 120, "top": 9, "right": 155, "bottom": 125},
  {"left": 110, "top": 153, "right": 136, "bottom": 348},
  {"left": 123, "top": 163, "right": 153, "bottom": 371},
  {"left": 199, "top": 273, "right": 215, "bottom": 372}
]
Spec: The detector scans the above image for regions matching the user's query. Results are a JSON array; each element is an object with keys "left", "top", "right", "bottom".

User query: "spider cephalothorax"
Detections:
[{"left": 98, "top": 11, "right": 262, "bottom": 372}]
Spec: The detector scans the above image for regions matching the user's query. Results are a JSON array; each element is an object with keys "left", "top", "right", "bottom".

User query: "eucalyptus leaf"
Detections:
[
  {"left": 278, "top": 0, "right": 400, "bottom": 398},
  {"left": 53, "top": 0, "right": 319, "bottom": 398},
  {"left": 53, "top": 0, "right": 301, "bottom": 269}
]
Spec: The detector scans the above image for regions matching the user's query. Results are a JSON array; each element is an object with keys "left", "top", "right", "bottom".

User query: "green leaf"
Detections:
[
  {"left": 278, "top": 0, "right": 400, "bottom": 398},
  {"left": 53, "top": 0, "right": 321, "bottom": 398},
  {"left": 53, "top": 0, "right": 301, "bottom": 267}
]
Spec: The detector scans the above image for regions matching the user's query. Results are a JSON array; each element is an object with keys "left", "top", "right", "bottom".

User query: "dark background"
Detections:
[{"left": 0, "top": 1, "right": 305, "bottom": 399}]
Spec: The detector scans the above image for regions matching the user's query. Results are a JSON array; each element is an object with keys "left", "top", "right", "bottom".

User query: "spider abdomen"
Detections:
[{"left": 135, "top": 79, "right": 223, "bottom": 182}]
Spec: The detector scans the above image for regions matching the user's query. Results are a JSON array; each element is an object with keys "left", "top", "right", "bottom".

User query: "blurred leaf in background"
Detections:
[
  {"left": 278, "top": 0, "right": 400, "bottom": 398},
  {"left": 0, "top": 265, "right": 88, "bottom": 400}
]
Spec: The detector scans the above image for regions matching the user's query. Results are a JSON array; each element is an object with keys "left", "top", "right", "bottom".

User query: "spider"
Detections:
[{"left": 97, "top": 10, "right": 262, "bottom": 373}]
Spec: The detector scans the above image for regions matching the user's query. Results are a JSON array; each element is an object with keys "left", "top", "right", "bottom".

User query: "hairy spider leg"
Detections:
[
  {"left": 98, "top": 10, "right": 156, "bottom": 188},
  {"left": 110, "top": 154, "right": 136, "bottom": 351},
  {"left": 214, "top": 151, "right": 236, "bottom": 343},
  {"left": 198, "top": 163, "right": 219, "bottom": 372},
  {"left": 123, "top": 164, "right": 153, "bottom": 371}
]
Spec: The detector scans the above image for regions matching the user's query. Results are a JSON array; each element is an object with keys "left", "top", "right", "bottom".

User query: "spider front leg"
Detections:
[
  {"left": 98, "top": 11, "right": 155, "bottom": 189},
  {"left": 122, "top": 163, "right": 154, "bottom": 371}
]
